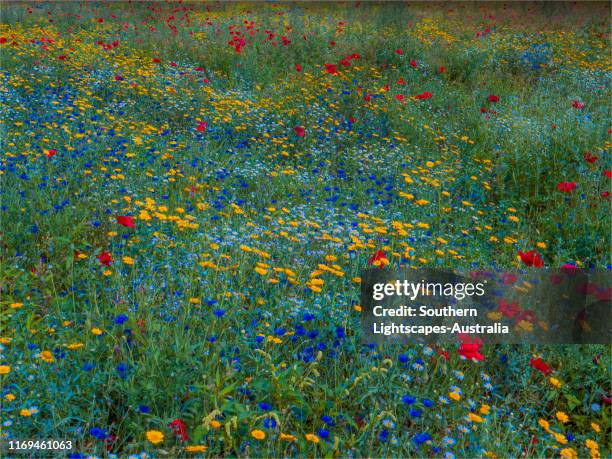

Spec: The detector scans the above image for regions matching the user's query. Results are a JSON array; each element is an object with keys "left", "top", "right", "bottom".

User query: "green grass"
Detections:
[{"left": 0, "top": 2, "right": 610, "bottom": 458}]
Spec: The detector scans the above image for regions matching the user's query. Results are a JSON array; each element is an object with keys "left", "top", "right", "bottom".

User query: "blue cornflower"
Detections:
[
  {"left": 114, "top": 314, "right": 128, "bottom": 325},
  {"left": 413, "top": 432, "right": 432, "bottom": 446},
  {"left": 263, "top": 418, "right": 277, "bottom": 429},
  {"left": 138, "top": 405, "right": 150, "bottom": 414},
  {"left": 89, "top": 427, "right": 108, "bottom": 439}
]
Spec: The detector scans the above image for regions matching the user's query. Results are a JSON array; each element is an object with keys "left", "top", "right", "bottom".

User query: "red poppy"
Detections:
[
  {"left": 364, "top": 94, "right": 372, "bottom": 102},
  {"left": 458, "top": 342, "right": 484, "bottom": 361},
  {"left": 368, "top": 250, "right": 387, "bottom": 267},
  {"left": 556, "top": 181, "right": 576, "bottom": 193},
  {"left": 409, "top": 59, "right": 417, "bottom": 67},
  {"left": 519, "top": 250, "right": 544, "bottom": 268},
  {"left": 340, "top": 58, "right": 350, "bottom": 67},
  {"left": 529, "top": 357, "right": 552, "bottom": 375},
  {"left": 572, "top": 100, "right": 584, "bottom": 109},
  {"left": 395, "top": 48, "right": 404, "bottom": 55},
  {"left": 0, "top": 37, "right": 6, "bottom": 44},
  {"left": 295, "top": 63, "right": 302, "bottom": 72},
  {"left": 498, "top": 299, "right": 520, "bottom": 318},
  {"left": 560, "top": 263, "right": 578, "bottom": 273},
  {"left": 170, "top": 419, "right": 188, "bottom": 442},
  {"left": 349, "top": 116, "right": 357, "bottom": 123},
  {"left": 488, "top": 94, "right": 500, "bottom": 103},
  {"left": 324, "top": 63, "right": 338, "bottom": 74},
  {"left": 583, "top": 151, "right": 598, "bottom": 163},
  {"left": 294, "top": 126, "right": 305, "bottom": 137},
  {"left": 438, "top": 66, "right": 446, "bottom": 73},
  {"left": 116, "top": 216, "right": 135, "bottom": 228},
  {"left": 604, "top": 170, "right": 612, "bottom": 179},
  {"left": 415, "top": 91, "right": 433, "bottom": 100},
  {"left": 98, "top": 251, "right": 113, "bottom": 266},
  {"left": 114, "top": 75, "right": 123, "bottom": 81},
  {"left": 395, "top": 94, "right": 405, "bottom": 102},
  {"left": 152, "top": 57, "right": 161, "bottom": 63},
  {"left": 46, "top": 149, "right": 57, "bottom": 158},
  {"left": 197, "top": 121, "right": 208, "bottom": 132},
  {"left": 595, "top": 288, "right": 612, "bottom": 302},
  {"left": 500, "top": 272, "right": 518, "bottom": 285}
]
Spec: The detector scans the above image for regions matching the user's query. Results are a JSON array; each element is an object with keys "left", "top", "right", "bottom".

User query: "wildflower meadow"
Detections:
[{"left": 0, "top": 2, "right": 610, "bottom": 458}]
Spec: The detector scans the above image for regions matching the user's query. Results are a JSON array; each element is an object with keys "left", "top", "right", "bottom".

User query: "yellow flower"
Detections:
[
  {"left": 91, "top": 327, "right": 103, "bottom": 335},
  {"left": 103, "top": 269, "right": 112, "bottom": 276},
  {"left": 538, "top": 419, "right": 550, "bottom": 430},
  {"left": 556, "top": 411, "right": 569, "bottom": 423},
  {"left": 585, "top": 439, "right": 599, "bottom": 451},
  {"left": 591, "top": 422, "right": 600, "bottom": 433},
  {"left": 122, "top": 256, "right": 134, "bottom": 265},
  {"left": 590, "top": 449, "right": 601, "bottom": 459},
  {"left": 209, "top": 420, "right": 221, "bottom": 429},
  {"left": 40, "top": 350, "right": 55, "bottom": 363},
  {"left": 467, "top": 412, "right": 484, "bottom": 423},
  {"left": 20, "top": 408, "right": 32, "bottom": 417},
  {"left": 5, "top": 393, "right": 15, "bottom": 401},
  {"left": 559, "top": 447, "right": 577, "bottom": 459},
  {"left": 67, "top": 343, "right": 84, "bottom": 350},
  {"left": 479, "top": 404, "right": 491, "bottom": 415},
  {"left": 549, "top": 377, "right": 561, "bottom": 388},
  {"left": 305, "top": 433, "right": 320, "bottom": 444},
  {"left": 185, "top": 445, "right": 207, "bottom": 453},
  {"left": 449, "top": 391, "right": 461, "bottom": 401},
  {"left": 280, "top": 432, "right": 297, "bottom": 442},
  {"left": 146, "top": 430, "right": 164, "bottom": 444},
  {"left": 0, "top": 365, "right": 11, "bottom": 375},
  {"left": 10, "top": 302, "right": 23, "bottom": 309},
  {"left": 251, "top": 430, "right": 266, "bottom": 440},
  {"left": 554, "top": 433, "right": 568, "bottom": 444}
]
